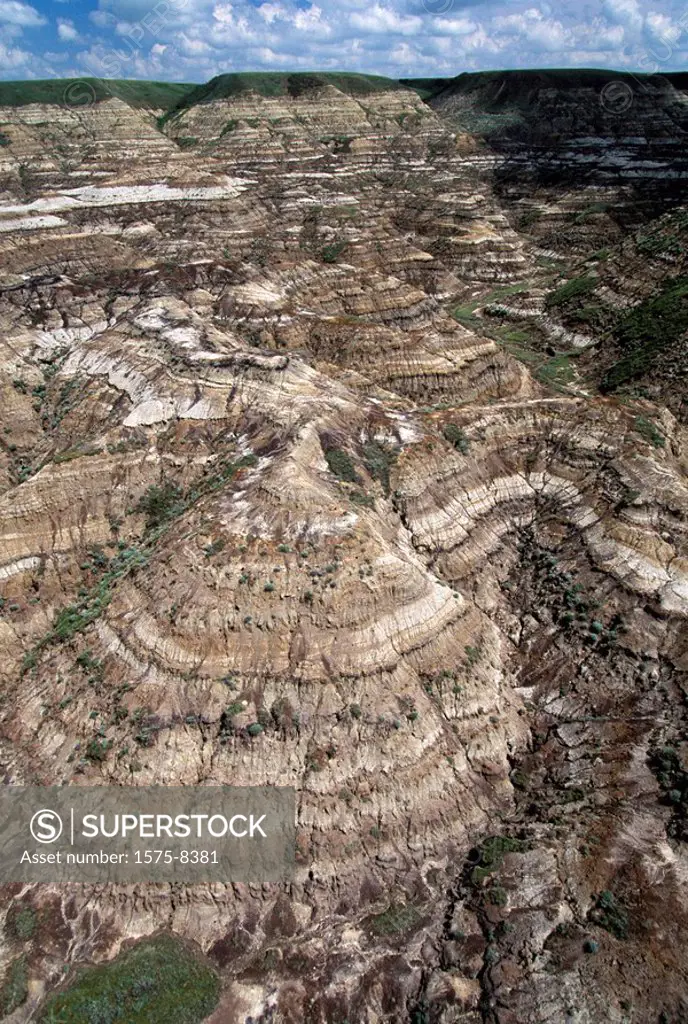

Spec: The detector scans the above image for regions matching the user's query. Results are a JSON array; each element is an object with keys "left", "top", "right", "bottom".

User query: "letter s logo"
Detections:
[{"left": 30, "top": 809, "right": 63, "bottom": 844}]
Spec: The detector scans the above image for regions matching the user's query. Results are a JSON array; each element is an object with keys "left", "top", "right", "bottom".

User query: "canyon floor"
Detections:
[{"left": 0, "top": 69, "right": 687, "bottom": 1023}]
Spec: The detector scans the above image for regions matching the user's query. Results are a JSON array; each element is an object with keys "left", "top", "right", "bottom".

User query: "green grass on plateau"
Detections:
[{"left": 0, "top": 78, "right": 195, "bottom": 109}]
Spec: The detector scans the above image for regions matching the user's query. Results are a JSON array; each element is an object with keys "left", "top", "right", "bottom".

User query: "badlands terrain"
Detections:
[{"left": 0, "top": 68, "right": 687, "bottom": 1022}]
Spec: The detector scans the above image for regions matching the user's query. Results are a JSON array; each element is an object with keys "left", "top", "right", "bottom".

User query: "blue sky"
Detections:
[{"left": 0, "top": 0, "right": 686, "bottom": 81}]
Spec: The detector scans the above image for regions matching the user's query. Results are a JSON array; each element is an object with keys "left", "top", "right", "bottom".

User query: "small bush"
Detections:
[
  {"left": 442, "top": 423, "right": 470, "bottom": 454},
  {"left": 7, "top": 905, "right": 36, "bottom": 941},
  {"left": 486, "top": 886, "right": 507, "bottom": 906},
  {"left": 321, "top": 240, "right": 347, "bottom": 263},
  {"left": 134, "top": 482, "right": 185, "bottom": 532},
  {"left": 204, "top": 538, "right": 226, "bottom": 558},
  {"left": 469, "top": 835, "right": 526, "bottom": 885},
  {"left": 0, "top": 956, "right": 28, "bottom": 1016},
  {"left": 368, "top": 903, "right": 421, "bottom": 936},
  {"left": 324, "top": 447, "right": 360, "bottom": 483},
  {"left": 363, "top": 441, "right": 398, "bottom": 494},
  {"left": 86, "top": 738, "right": 110, "bottom": 762},
  {"left": 633, "top": 415, "right": 665, "bottom": 449},
  {"left": 591, "top": 890, "right": 629, "bottom": 939},
  {"left": 545, "top": 275, "right": 597, "bottom": 308}
]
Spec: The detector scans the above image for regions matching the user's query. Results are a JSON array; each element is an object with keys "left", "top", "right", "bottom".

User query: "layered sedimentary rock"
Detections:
[{"left": 0, "top": 71, "right": 686, "bottom": 1024}]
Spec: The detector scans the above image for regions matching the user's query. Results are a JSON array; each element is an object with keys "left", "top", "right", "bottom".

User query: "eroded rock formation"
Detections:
[{"left": 0, "top": 70, "right": 686, "bottom": 1023}]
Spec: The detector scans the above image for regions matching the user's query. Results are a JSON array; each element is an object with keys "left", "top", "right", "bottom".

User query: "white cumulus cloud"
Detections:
[
  {"left": 0, "top": 0, "right": 45, "bottom": 28},
  {"left": 57, "top": 18, "right": 81, "bottom": 42},
  {"left": 350, "top": 5, "right": 422, "bottom": 36}
]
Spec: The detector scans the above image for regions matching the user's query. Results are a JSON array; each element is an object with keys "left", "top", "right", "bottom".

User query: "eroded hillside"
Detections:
[{"left": 0, "top": 70, "right": 687, "bottom": 1024}]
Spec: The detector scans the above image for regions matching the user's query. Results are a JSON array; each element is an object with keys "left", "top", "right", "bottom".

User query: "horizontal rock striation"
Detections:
[{"left": 0, "top": 71, "right": 686, "bottom": 1024}]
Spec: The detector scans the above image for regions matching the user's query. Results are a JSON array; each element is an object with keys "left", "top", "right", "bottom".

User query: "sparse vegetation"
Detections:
[
  {"left": 0, "top": 956, "right": 28, "bottom": 1016},
  {"left": 134, "top": 482, "right": 185, "bottom": 532},
  {"left": 535, "top": 354, "right": 575, "bottom": 390},
  {"left": 324, "top": 446, "right": 360, "bottom": 483},
  {"left": 601, "top": 277, "right": 688, "bottom": 392},
  {"left": 363, "top": 440, "right": 398, "bottom": 494},
  {"left": 442, "top": 423, "right": 470, "bottom": 453},
  {"left": 649, "top": 745, "right": 688, "bottom": 840},
  {"left": 590, "top": 890, "right": 629, "bottom": 939},
  {"left": 321, "top": 240, "right": 348, "bottom": 264},
  {"left": 368, "top": 902, "right": 422, "bottom": 936},
  {"left": 468, "top": 835, "right": 526, "bottom": 885},
  {"left": 6, "top": 904, "right": 36, "bottom": 942},
  {"left": 633, "top": 416, "right": 665, "bottom": 448},
  {"left": 37, "top": 934, "right": 219, "bottom": 1024},
  {"left": 545, "top": 275, "right": 597, "bottom": 308}
]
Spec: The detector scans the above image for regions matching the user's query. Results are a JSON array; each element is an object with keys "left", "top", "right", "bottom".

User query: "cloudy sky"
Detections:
[{"left": 0, "top": 0, "right": 686, "bottom": 82}]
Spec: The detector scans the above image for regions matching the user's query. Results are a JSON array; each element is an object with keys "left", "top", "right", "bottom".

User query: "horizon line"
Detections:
[{"left": 0, "top": 65, "right": 687, "bottom": 87}]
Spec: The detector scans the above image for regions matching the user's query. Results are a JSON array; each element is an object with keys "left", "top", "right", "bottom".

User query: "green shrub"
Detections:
[
  {"left": 324, "top": 447, "right": 360, "bottom": 483},
  {"left": 363, "top": 441, "right": 398, "bottom": 494},
  {"left": 38, "top": 934, "right": 219, "bottom": 1024},
  {"left": 486, "top": 886, "right": 507, "bottom": 906},
  {"left": 0, "top": 956, "right": 28, "bottom": 1015},
  {"left": 134, "top": 482, "right": 185, "bottom": 531},
  {"left": 591, "top": 890, "right": 629, "bottom": 939},
  {"left": 368, "top": 903, "right": 421, "bottom": 936},
  {"left": 320, "top": 240, "right": 347, "bottom": 263},
  {"left": 469, "top": 835, "right": 526, "bottom": 885},
  {"left": 442, "top": 423, "right": 470, "bottom": 454},
  {"left": 85, "top": 738, "right": 110, "bottom": 762},
  {"left": 465, "top": 644, "right": 481, "bottom": 665},
  {"left": 545, "top": 275, "right": 597, "bottom": 308},
  {"left": 7, "top": 905, "right": 36, "bottom": 941},
  {"left": 633, "top": 415, "right": 665, "bottom": 448}
]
